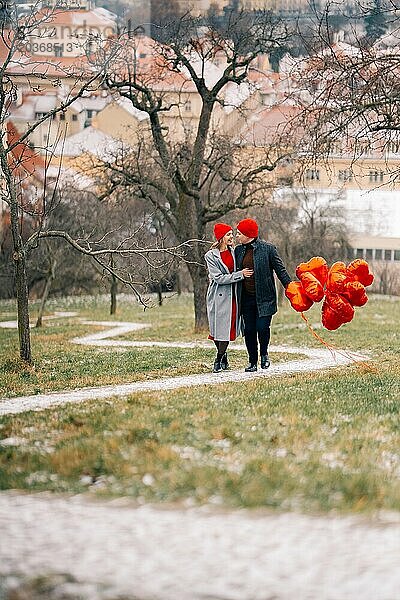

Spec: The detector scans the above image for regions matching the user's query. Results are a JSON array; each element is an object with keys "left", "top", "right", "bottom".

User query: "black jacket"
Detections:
[{"left": 235, "top": 238, "right": 292, "bottom": 316}]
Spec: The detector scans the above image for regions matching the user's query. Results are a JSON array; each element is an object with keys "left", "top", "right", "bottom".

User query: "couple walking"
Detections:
[{"left": 205, "top": 218, "right": 292, "bottom": 373}]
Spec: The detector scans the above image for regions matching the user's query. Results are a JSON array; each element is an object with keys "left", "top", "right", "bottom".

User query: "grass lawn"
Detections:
[
  {"left": 0, "top": 292, "right": 399, "bottom": 514},
  {"left": 0, "top": 293, "right": 301, "bottom": 398}
]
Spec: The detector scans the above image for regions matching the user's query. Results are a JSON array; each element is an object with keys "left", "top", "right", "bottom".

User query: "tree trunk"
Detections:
[
  {"left": 157, "top": 283, "right": 163, "bottom": 306},
  {"left": 36, "top": 257, "right": 57, "bottom": 327},
  {"left": 3, "top": 154, "right": 32, "bottom": 363},
  {"left": 176, "top": 192, "right": 208, "bottom": 331},
  {"left": 13, "top": 242, "right": 32, "bottom": 363},
  {"left": 192, "top": 271, "right": 208, "bottom": 331},
  {"left": 185, "top": 257, "right": 208, "bottom": 332},
  {"left": 110, "top": 272, "right": 117, "bottom": 315},
  {"left": 176, "top": 270, "right": 181, "bottom": 295}
]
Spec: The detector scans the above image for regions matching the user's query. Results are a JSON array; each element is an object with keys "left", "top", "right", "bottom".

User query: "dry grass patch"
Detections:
[{"left": 1, "top": 293, "right": 399, "bottom": 513}]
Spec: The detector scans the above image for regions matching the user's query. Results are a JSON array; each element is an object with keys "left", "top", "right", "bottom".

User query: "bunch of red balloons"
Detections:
[{"left": 285, "top": 257, "right": 374, "bottom": 330}]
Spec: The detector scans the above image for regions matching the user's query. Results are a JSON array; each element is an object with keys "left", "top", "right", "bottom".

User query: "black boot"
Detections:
[
  {"left": 221, "top": 353, "right": 229, "bottom": 370},
  {"left": 213, "top": 358, "right": 223, "bottom": 373},
  {"left": 261, "top": 354, "right": 270, "bottom": 369},
  {"left": 245, "top": 363, "right": 257, "bottom": 372}
]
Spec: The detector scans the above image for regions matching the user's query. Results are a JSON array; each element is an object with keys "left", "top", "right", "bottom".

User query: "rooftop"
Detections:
[
  {"left": 6, "top": 121, "right": 45, "bottom": 180},
  {"left": 10, "top": 90, "right": 110, "bottom": 121},
  {"left": 237, "top": 103, "right": 303, "bottom": 146},
  {"left": 34, "top": 7, "right": 116, "bottom": 28},
  {"left": 54, "top": 125, "right": 125, "bottom": 160}
]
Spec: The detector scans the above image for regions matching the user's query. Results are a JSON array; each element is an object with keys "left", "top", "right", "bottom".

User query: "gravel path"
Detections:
[
  {"left": 0, "top": 491, "right": 399, "bottom": 600},
  {"left": 0, "top": 311, "right": 78, "bottom": 329},
  {"left": 1, "top": 319, "right": 362, "bottom": 416}
]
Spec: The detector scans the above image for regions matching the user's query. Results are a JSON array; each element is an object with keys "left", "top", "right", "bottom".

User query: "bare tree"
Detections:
[
  {"left": 103, "top": 10, "right": 294, "bottom": 330},
  {"left": 253, "top": 188, "right": 350, "bottom": 276},
  {"left": 0, "top": 1, "right": 121, "bottom": 361},
  {"left": 376, "top": 261, "right": 399, "bottom": 295},
  {"left": 0, "top": 2, "right": 193, "bottom": 362},
  {"left": 24, "top": 182, "right": 185, "bottom": 319},
  {"left": 292, "top": 2, "right": 400, "bottom": 167},
  {"left": 34, "top": 241, "right": 57, "bottom": 328},
  {"left": 269, "top": 3, "right": 400, "bottom": 302},
  {"left": 363, "top": 0, "right": 389, "bottom": 45}
]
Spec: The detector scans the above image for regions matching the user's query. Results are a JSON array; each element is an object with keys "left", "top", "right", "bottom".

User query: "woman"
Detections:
[{"left": 205, "top": 223, "right": 253, "bottom": 373}]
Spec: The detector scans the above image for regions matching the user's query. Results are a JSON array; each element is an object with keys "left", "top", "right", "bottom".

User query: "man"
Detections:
[{"left": 235, "top": 218, "right": 292, "bottom": 372}]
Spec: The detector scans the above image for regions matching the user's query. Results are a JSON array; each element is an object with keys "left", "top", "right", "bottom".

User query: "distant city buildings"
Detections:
[
  {"left": 2, "top": 0, "right": 400, "bottom": 290},
  {"left": 125, "top": 0, "right": 371, "bottom": 18},
  {"left": 97, "top": 0, "right": 359, "bottom": 26}
]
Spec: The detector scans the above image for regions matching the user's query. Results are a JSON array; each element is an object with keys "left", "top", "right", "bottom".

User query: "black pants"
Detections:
[{"left": 241, "top": 294, "right": 272, "bottom": 364}]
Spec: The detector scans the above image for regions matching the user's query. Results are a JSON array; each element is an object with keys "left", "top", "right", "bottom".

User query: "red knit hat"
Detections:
[
  {"left": 237, "top": 218, "right": 258, "bottom": 238},
  {"left": 213, "top": 222, "right": 232, "bottom": 241}
]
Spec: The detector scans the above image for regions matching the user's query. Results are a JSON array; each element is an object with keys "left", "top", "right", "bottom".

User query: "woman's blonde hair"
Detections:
[{"left": 210, "top": 237, "right": 234, "bottom": 250}]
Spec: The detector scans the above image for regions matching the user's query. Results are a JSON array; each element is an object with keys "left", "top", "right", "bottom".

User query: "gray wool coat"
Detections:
[{"left": 205, "top": 248, "right": 244, "bottom": 341}]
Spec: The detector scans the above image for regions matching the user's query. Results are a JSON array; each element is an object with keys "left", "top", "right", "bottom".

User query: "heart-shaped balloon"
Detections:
[{"left": 287, "top": 257, "right": 374, "bottom": 330}]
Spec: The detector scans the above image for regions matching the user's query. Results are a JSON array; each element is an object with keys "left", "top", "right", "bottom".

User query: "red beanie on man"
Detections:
[
  {"left": 213, "top": 222, "right": 232, "bottom": 241},
  {"left": 237, "top": 218, "right": 259, "bottom": 238}
]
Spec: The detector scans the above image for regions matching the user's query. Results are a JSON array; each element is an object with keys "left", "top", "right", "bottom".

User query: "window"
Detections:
[
  {"left": 375, "top": 249, "right": 383, "bottom": 260},
  {"left": 86, "top": 109, "right": 93, "bottom": 119},
  {"left": 366, "top": 248, "right": 373, "bottom": 260},
  {"left": 35, "top": 112, "right": 47, "bottom": 119},
  {"left": 305, "top": 169, "right": 320, "bottom": 181},
  {"left": 72, "top": 114, "right": 78, "bottom": 121},
  {"left": 385, "top": 249, "right": 392, "bottom": 261},
  {"left": 388, "top": 140, "right": 400, "bottom": 154},
  {"left": 356, "top": 248, "right": 364, "bottom": 258},
  {"left": 60, "top": 113, "right": 65, "bottom": 121},
  {"left": 277, "top": 175, "right": 294, "bottom": 186},
  {"left": 356, "top": 140, "right": 371, "bottom": 155},
  {"left": 394, "top": 250, "right": 400, "bottom": 261},
  {"left": 338, "top": 169, "right": 353, "bottom": 182},
  {"left": 184, "top": 100, "right": 192, "bottom": 113},
  {"left": 369, "top": 170, "right": 384, "bottom": 183},
  {"left": 331, "top": 142, "right": 341, "bottom": 155}
]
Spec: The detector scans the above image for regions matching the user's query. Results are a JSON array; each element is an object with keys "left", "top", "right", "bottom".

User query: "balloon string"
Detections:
[{"left": 300, "top": 312, "right": 376, "bottom": 371}]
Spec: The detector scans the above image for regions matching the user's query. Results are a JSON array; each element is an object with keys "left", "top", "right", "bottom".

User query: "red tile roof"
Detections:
[
  {"left": 106, "top": 34, "right": 197, "bottom": 92},
  {"left": 6, "top": 52, "right": 92, "bottom": 79},
  {"left": 238, "top": 104, "right": 303, "bottom": 146},
  {"left": 7, "top": 121, "right": 45, "bottom": 180},
  {"left": 0, "top": 34, "right": 11, "bottom": 63},
  {"left": 34, "top": 8, "right": 115, "bottom": 28}
]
